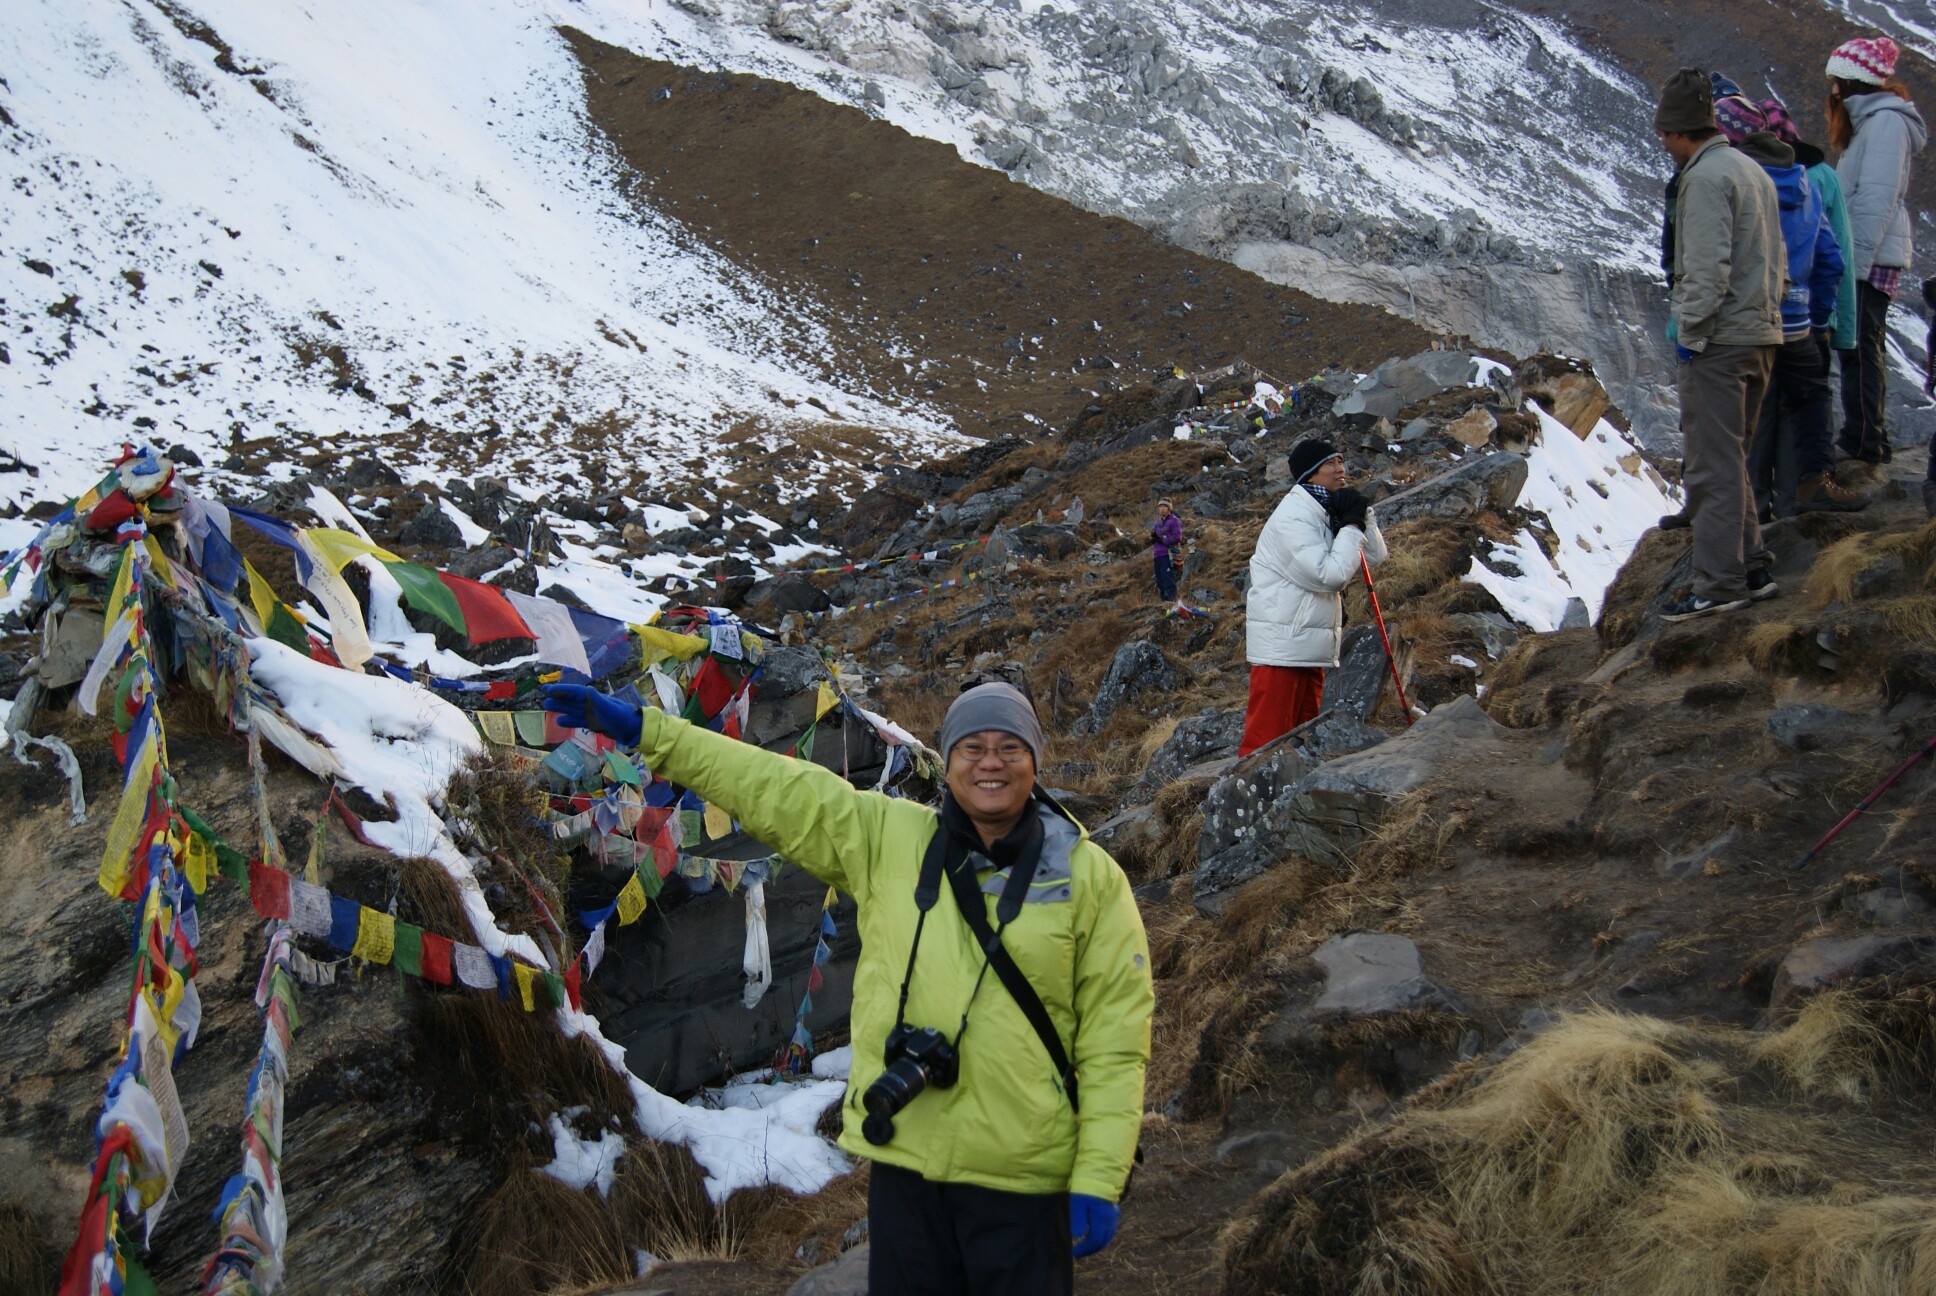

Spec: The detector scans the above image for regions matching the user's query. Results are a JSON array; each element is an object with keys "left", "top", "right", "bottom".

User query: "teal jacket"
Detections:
[{"left": 1808, "top": 161, "right": 1857, "bottom": 350}]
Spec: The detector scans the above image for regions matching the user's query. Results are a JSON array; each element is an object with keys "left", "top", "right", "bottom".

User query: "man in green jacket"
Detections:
[
  {"left": 541, "top": 678, "right": 1153, "bottom": 1294},
  {"left": 1656, "top": 67, "right": 1785, "bottom": 622}
]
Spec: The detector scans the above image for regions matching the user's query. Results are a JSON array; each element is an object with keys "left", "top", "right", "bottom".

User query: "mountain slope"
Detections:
[{"left": 0, "top": 0, "right": 962, "bottom": 512}]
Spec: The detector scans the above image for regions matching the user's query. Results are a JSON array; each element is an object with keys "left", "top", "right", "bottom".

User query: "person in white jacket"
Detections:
[{"left": 1241, "top": 439, "right": 1387, "bottom": 755}]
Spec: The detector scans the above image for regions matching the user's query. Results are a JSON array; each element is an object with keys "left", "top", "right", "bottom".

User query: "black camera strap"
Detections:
[{"left": 938, "top": 841, "right": 1080, "bottom": 1113}]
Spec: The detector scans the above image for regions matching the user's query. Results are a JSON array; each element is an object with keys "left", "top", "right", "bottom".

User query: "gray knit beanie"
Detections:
[
  {"left": 1655, "top": 68, "right": 1715, "bottom": 135},
  {"left": 939, "top": 682, "right": 1044, "bottom": 767}
]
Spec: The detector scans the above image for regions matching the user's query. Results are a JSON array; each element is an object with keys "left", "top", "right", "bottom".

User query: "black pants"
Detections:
[
  {"left": 1751, "top": 332, "right": 1834, "bottom": 513},
  {"left": 1153, "top": 552, "right": 1177, "bottom": 601},
  {"left": 1836, "top": 280, "right": 1894, "bottom": 461},
  {"left": 868, "top": 1163, "right": 1073, "bottom": 1296}
]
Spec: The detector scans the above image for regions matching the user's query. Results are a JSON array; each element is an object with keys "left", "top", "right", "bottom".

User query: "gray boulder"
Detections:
[
  {"left": 1334, "top": 351, "right": 1478, "bottom": 419},
  {"left": 786, "top": 1241, "right": 870, "bottom": 1296},
  {"left": 1766, "top": 703, "right": 1889, "bottom": 753},
  {"left": 1193, "top": 696, "right": 1498, "bottom": 909},
  {"left": 1374, "top": 451, "right": 1529, "bottom": 526},
  {"left": 397, "top": 498, "right": 465, "bottom": 550},
  {"left": 1073, "top": 640, "right": 1175, "bottom": 735},
  {"left": 1313, "top": 933, "right": 1454, "bottom": 1014},
  {"left": 1137, "top": 708, "right": 1243, "bottom": 792},
  {"left": 1192, "top": 744, "right": 1318, "bottom": 907},
  {"left": 1770, "top": 934, "right": 1936, "bottom": 1012}
]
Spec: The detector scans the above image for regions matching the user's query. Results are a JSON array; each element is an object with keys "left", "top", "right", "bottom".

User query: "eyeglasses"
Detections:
[{"left": 952, "top": 741, "right": 1031, "bottom": 764}]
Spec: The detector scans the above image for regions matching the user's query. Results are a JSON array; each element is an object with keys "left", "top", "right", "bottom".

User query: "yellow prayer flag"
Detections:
[
  {"left": 704, "top": 799, "right": 732, "bottom": 840},
  {"left": 514, "top": 962, "right": 538, "bottom": 1011},
  {"left": 305, "top": 528, "right": 401, "bottom": 572},
  {"left": 143, "top": 536, "right": 177, "bottom": 589},
  {"left": 97, "top": 735, "right": 159, "bottom": 896},
  {"left": 615, "top": 872, "right": 648, "bottom": 925},
  {"left": 825, "top": 886, "right": 838, "bottom": 910},
  {"left": 633, "top": 625, "right": 709, "bottom": 661},
  {"left": 242, "top": 559, "right": 279, "bottom": 630},
  {"left": 814, "top": 680, "right": 839, "bottom": 720},
  {"left": 352, "top": 907, "right": 395, "bottom": 965},
  {"left": 477, "top": 711, "right": 516, "bottom": 746},
  {"left": 182, "top": 828, "right": 210, "bottom": 896},
  {"left": 106, "top": 544, "right": 137, "bottom": 616}
]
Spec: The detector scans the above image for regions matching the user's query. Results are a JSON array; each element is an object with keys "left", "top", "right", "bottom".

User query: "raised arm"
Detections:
[{"left": 542, "top": 684, "right": 889, "bottom": 900}]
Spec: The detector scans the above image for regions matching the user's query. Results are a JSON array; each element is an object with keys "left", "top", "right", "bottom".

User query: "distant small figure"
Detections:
[{"left": 1150, "top": 500, "right": 1183, "bottom": 603}]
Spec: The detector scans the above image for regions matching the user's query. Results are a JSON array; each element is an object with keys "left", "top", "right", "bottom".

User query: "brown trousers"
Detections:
[{"left": 1679, "top": 343, "right": 1774, "bottom": 600}]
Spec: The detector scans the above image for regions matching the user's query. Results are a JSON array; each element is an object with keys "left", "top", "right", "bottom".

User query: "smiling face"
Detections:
[
  {"left": 944, "top": 728, "right": 1037, "bottom": 844},
  {"left": 1310, "top": 456, "right": 1347, "bottom": 490}
]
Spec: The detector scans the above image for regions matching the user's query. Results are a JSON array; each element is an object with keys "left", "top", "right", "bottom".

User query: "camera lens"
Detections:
[{"left": 865, "top": 1057, "right": 929, "bottom": 1118}]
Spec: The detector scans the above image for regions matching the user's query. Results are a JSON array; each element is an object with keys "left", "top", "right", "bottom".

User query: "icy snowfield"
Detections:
[{"left": 0, "top": 0, "right": 961, "bottom": 512}]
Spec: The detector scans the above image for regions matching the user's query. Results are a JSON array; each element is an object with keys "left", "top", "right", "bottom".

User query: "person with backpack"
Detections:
[
  {"left": 1824, "top": 36, "right": 1927, "bottom": 464},
  {"left": 1710, "top": 85, "right": 1856, "bottom": 522},
  {"left": 1240, "top": 438, "right": 1385, "bottom": 754},
  {"left": 1754, "top": 94, "right": 1870, "bottom": 512},
  {"left": 538, "top": 679, "right": 1152, "bottom": 1294},
  {"left": 1150, "top": 499, "right": 1183, "bottom": 604}
]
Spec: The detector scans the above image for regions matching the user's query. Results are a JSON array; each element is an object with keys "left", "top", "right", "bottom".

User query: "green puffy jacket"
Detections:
[{"left": 635, "top": 707, "right": 1154, "bottom": 1201}]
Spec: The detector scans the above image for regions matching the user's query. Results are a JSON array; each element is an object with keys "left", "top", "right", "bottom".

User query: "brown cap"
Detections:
[{"left": 1655, "top": 67, "right": 1715, "bottom": 135}]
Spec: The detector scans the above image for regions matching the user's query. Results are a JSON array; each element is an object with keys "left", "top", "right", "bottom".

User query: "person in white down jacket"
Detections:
[{"left": 1240, "top": 438, "right": 1387, "bottom": 755}]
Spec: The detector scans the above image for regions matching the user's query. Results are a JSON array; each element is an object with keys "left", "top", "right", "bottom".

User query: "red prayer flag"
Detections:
[
  {"left": 249, "top": 861, "right": 291, "bottom": 919},
  {"left": 437, "top": 571, "right": 534, "bottom": 644},
  {"left": 543, "top": 712, "right": 572, "bottom": 745},
  {"left": 484, "top": 680, "right": 516, "bottom": 701},
  {"left": 564, "top": 960, "right": 582, "bottom": 1011},
  {"left": 690, "top": 656, "right": 735, "bottom": 719},
  {"left": 419, "top": 931, "right": 453, "bottom": 985}
]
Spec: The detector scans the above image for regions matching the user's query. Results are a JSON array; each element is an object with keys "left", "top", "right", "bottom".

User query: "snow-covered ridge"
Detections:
[
  {"left": 628, "top": 1, "right": 1662, "bottom": 272},
  {"left": 0, "top": 0, "right": 962, "bottom": 511}
]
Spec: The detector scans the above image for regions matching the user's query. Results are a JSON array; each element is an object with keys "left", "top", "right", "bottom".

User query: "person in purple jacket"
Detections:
[{"left": 1150, "top": 500, "right": 1183, "bottom": 603}]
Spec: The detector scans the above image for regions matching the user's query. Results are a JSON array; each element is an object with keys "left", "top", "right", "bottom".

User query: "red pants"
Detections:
[{"left": 1239, "top": 664, "right": 1325, "bottom": 755}]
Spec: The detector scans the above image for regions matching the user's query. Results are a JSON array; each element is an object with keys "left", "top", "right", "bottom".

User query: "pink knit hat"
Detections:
[{"left": 1826, "top": 36, "right": 1899, "bottom": 86}]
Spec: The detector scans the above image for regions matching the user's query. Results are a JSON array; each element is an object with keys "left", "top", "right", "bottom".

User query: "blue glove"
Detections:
[
  {"left": 1069, "top": 1193, "right": 1119, "bottom": 1259},
  {"left": 1674, "top": 343, "right": 1696, "bottom": 365},
  {"left": 538, "top": 683, "right": 642, "bottom": 747}
]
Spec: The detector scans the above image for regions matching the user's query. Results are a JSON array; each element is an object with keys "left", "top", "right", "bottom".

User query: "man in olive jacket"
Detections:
[
  {"left": 1656, "top": 67, "right": 1786, "bottom": 621},
  {"left": 542, "top": 678, "right": 1152, "bottom": 1295}
]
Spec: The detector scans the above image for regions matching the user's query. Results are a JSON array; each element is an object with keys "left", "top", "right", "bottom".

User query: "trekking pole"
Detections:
[
  {"left": 1360, "top": 554, "right": 1413, "bottom": 728},
  {"left": 1791, "top": 730, "right": 1936, "bottom": 869}
]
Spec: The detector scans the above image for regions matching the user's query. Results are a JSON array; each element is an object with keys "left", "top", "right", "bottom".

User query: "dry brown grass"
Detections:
[
  {"left": 1747, "top": 620, "right": 1812, "bottom": 673},
  {"left": 1804, "top": 520, "right": 1936, "bottom": 608},
  {"left": 1220, "top": 1003, "right": 1936, "bottom": 1296},
  {"left": 731, "top": 1165, "right": 871, "bottom": 1271},
  {"left": 399, "top": 854, "right": 474, "bottom": 940},
  {"left": 0, "top": 1198, "right": 53, "bottom": 1296}
]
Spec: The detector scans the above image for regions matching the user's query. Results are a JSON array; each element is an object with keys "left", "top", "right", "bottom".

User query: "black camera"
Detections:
[{"left": 860, "top": 1025, "right": 959, "bottom": 1146}]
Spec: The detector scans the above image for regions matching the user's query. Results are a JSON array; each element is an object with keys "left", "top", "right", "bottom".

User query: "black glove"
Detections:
[{"left": 1328, "top": 487, "right": 1370, "bottom": 532}]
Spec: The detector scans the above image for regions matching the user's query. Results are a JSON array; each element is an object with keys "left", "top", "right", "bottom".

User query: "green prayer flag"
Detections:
[
  {"left": 265, "top": 602, "right": 311, "bottom": 654},
  {"left": 604, "top": 750, "right": 642, "bottom": 787},
  {"left": 393, "top": 922, "right": 424, "bottom": 977},
  {"left": 797, "top": 724, "right": 817, "bottom": 763},
  {"left": 513, "top": 711, "right": 548, "bottom": 746},
  {"left": 381, "top": 560, "right": 467, "bottom": 635},
  {"left": 637, "top": 863, "right": 663, "bottom": 901},
  {"left": 123, "top": 1256, "right": 159, "bottom": 1296},
  {"left": 542, "top": 971, "right": 566, "bottom": 1009}
]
